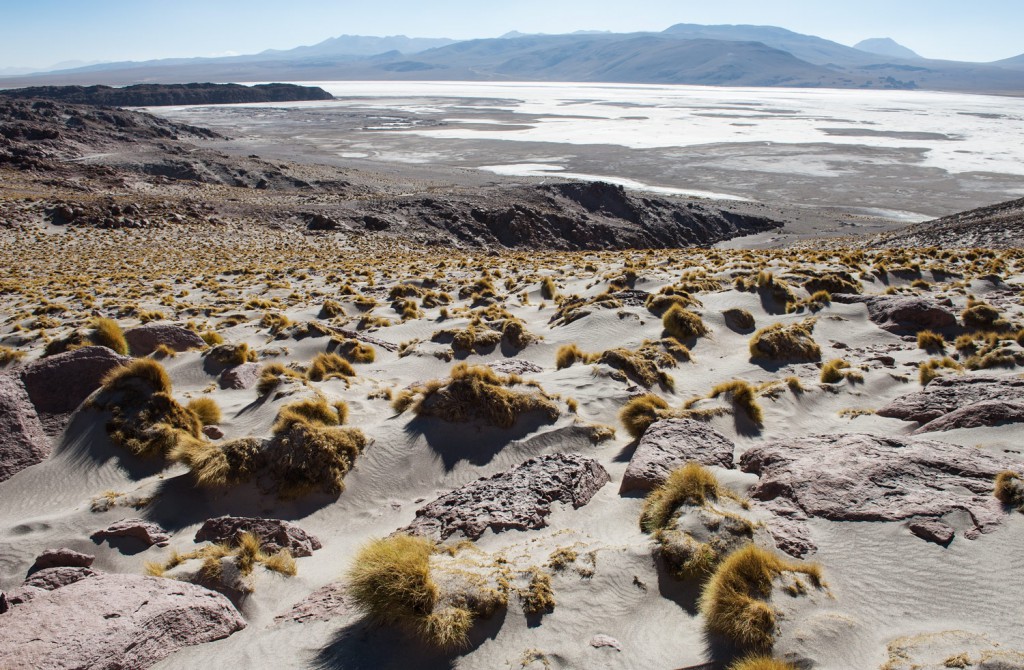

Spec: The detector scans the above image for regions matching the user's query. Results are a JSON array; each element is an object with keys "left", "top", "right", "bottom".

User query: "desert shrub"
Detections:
[
  {"left": 663, "top": 305, "right": 708, "bottom": 341},
  {"left": 917, "top": 330, "right": 946, "bottom": 352},
  {"left": 307, "top": 352, "right": 356, "bottom": 382},
  {"left": 186, "top": 397, "right": 222, "bottom": 425},
  {"left": 413, "top": 363, "right": 559, "bottom": 429},
  {"left": 320, "top": 299, "right": 345, "bottom": 318},
  {"left": 147, "top": 531, "right": 296, "bottom": 586},
  {"left": 432, "top": 325, "right": 502, "bottom": 353},
  {"left": 598, "top": 344, "right": 676, "bottom": 389},
  {"left": 820, "top": 359, "right": 851, "bottom": 384},
  {"left": 502, "top": 319, "right": 534, "bottom": 349},
  {"left": 206, "top": 343, "right": 257, "bottom": 368},
  {"left": 802, "top": 273, "right": 861, "bottom": 296},
  {"left": 256, "top": 362, "right": 304, "bottom": 396},
  {"left": 994, "top": 471, "right": 1024, "bottom": 509},
  {"left": 641, "top": 463, "right": 721, "bottom": 533},
  {"left": 261, "top": 312, "right": 292, "bottom": 335},
  {"left": 273, "top": 397, "right": 348, "bottom": 432},
  {"left": 728, "top": 656, "right": 797, "bottom": 670},
  {"left": 96, "top": 359, "right": 201, "bottom": 458},
  {"left": 348, "top": 535, "right": 473, "bottom": 649},
  {"left": 749, "top": 320, "right": 821, "bottom": 362},
  {"left": 756, "top": 271, "right": 797, "bottom": 310},
  {"left": 555, "top": 343, "right": 594, "bottom": 369},
  {"left": 646, "top": 293, "right": 695, "bottom": 316},
  {"left": 962, "top": 303, "right": 1008, "bottom": 331},
  {"left": 200, "top": 330, "right": 223, "bottom": 346},
  {"left": 700, "top": 545, "right": 822, "bottom": 650},
  {"left": 331, "top": 338, "right": 376, "bottom": 363},
  {"left": 619, "top": 394, "right": 669, "bottom": 439},
  {"left": 919, "top": 356, "right": 963, "bottom": 385},
  {"left": 784, "top": 376, "right": 805, "bottom": 393},
  {"left": 90, "top": 317, "right": 129, "bottom": 355},
  {"left": 520, "top": 569, "right": 555, "bottom": 615},
  {"left": 172, "top": 436, "right": 264, "bottom": 487},
  {"left": 540, "top": 276, "right": 558, "bottom": 300},
  {"left": 709, "top": 380, "right": 763, "bottom": 425}
]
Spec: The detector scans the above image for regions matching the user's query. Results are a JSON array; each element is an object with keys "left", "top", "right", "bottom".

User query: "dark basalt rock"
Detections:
[{"left": 401, "top": 453, "right": 610, "bottom": 540}]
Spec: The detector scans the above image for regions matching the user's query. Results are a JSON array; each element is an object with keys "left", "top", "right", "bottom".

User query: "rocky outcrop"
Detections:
[
  {"left": 274, "top": 582, "right": 351, "bottom": 625},
  {"left": 29, "top": 548, "right": 95, "bottom": 573},
  {"left": 0, "top": 572, "right": 245, "bottom": 670},
  {"left": 739, "top": 433, "right": 1017, "bottom": 539},
  {"left": 91, "top": 518, "right": 171, "bottom": 548},
  {"left": 9, "top": 567, "right": 99, "bottom": 605},
  {"left": 914, "top": 400, "right": 1024, "bottom": 434},
  {"left": 20, "top": 346, "right": 130, "bottom": 415},
  {"left": 124, "top": 323, "right": 206, "bottom": 356},
  {"left": 833, "top": 294, "right": 957, "bottom": 334},
  {"left": 195, "top": 516, "right": 322, "bottom": 557},
  {"left": 0, "top": 82, "right": 334, "bottom": 106},
  {"left": 0, "top": 373, "right": 50, "bottom": 482},
  {"left": 219, "top": 362, "right": 261, "bottom": 390},
  {"left": 621, "top": 418, "right": 735, "bottom": 493},
  {"left": 402, "top": 453, "right": 610, "bottom": 540},
  {"left": 877, "top": 374, "right": 1024, "bottom": 425}
]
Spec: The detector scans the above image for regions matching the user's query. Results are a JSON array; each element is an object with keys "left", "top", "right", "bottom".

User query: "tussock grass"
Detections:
[
  {"left": 307, "top": 352, "right": 356, "bottom": 382},
  {"left": 331, "top": 338, "right": 376, "bottom": 363},
  {"left": 0, "top": 345, "right": 26, "bottom": 366},
  {"left": 709, "top": 380, "right": 764, "bottom": 425},
  {"left": 199, "top": 330, "right": 223, "bottom": 346},
  {"left": 256, "top": 362, "right": 304, "bottom": 396},
  {"left": 555, "top": 343, "right": 595, "bottom": 369},
  {"left": 90, "top": 317, "right": 129, "bottom": 355},
  {"left": 186, "top": 397, "right": 222, "bottom": 426},
  {"left": 916, "top": 330, "right": 946, "bottom": 352},
  {"left": 619, "top": 394, "right": 669, "bottom": 439},
  {"left": 520, "top": 569, "right": 555, "bottom": 615},
  {"left": 206, "top": 342, "right": 257, "bottom": 368},
  {"left": 662, "top": 304, "right": 708, "bottom": 341},
  {"left": 147, "top": 531, "right": 296, "bottom": 587},
  {"left": 994, "top": 471, "right": 1024, "bottom": 509},
  {"left": 820, "top": 359, "right": 851, "bottom": 384},
  {"left": 102, "top": 358, "right": 172, "bottom": 395},
  {"left": 540, "top": 276, "right": 558, "bottom": 300},
  {"left": 919, "top": 356, "right": 963, "bottom": 385},
  {"left": 413, "top": 363, "right": 559, "bottom": 429},
  {"left": 749, "top": 319, "right": 821, "bottom": 362},
  {"left": 728, "top": 656, "right": 797, "bottom": 670},
  {"left": 172, "top": 436, "right": 263, "bottom": 487},
  {"left": 641, "top": 463, "right": 722, "bottom": 533},
  {"left": 700, "top": 544, "right": 823, "bottom": 650}
]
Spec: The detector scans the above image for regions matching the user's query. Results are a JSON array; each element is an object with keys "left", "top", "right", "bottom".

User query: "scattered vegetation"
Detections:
[{"left": 749, "top": 319, "right": 821, "bottom": 362}]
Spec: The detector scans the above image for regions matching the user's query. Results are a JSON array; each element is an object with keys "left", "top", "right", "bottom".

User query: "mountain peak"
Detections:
[{"left": 854, "top": 37, "right": 921, "bottom": 60}]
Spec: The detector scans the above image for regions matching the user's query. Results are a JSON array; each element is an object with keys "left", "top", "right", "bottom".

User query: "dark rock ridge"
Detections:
[
  {"left": 832, "top": 294, "right": 957, "bottom": 334},
  {"left": 877, "top": 374, "right": 1024, "bottom": 425},
  {"left": 195, "top": 516, "right": 322, "bottom": 557},
  {"left": 401, "top": 453, "right": 611, "bottom": 540},
  {"left": 739, "top": 433, "right": 1019, "bottom": 540},
  {"left": 621, "top": 418, "right": 735, "bottom": 493},
  {"left": 0, "top": 83, "right": 334, "bottom": 106},
  {"left": 0, "top": 373, "right": 50, "bottom": 482},
  {"left": 0, "top": 572, "right": 245, "bottom": 670},
  {"left": 867, "top": 196, "right": 1024, "bottom": 249}
]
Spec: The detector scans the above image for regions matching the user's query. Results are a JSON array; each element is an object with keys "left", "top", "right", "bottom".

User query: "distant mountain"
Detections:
[
  {"left": 1, "top": 24, "right": 1022, "bottom": 95},
  {"left": 993, "top": 53, "right": 1024, "bottom": 70},
  {"left": 854, "top": 38, "right": 921, "bottom": 60},
  {"left": 0, "top": 83, "right": 333, "bottom": 106}
]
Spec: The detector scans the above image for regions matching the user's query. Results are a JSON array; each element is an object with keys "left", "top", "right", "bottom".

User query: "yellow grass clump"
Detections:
[
  {"left": 700, "top": 544, "right": 823, "bottom": 650},
  {"left": 90, "top": 317, "right": 129, "bottom": 355},
  {"left": 710, "top": 380, "right": 764, "bottom": 425},
  {"left": 916, "top": 330, "right": 946, "bottom": 352},
  {"left": 619, "top": 394, "right": 669, "bottom": 439},
  {"left": 307, "top": 352, "right": 356, "bottom": 382},
  {"left": 186, "top": 397, "right": 222, "bottom": 426},
  {"left": 727, "top": 656, "right": 797, "bottom": 670},
  {"left": 662, "top": 304, "right": 708, "bottom": 341},
  {"left": 413, "top": 363, "right": 559, "bottom": 429},
  {"left": 641, "top": 463, "right": 722, "bottom": 533},
  {"left": 749, "top": 320, "right": 821, "bottom": 362},
  {"left": 994, "top": 471, "right": 1024, "bottom": 509}
]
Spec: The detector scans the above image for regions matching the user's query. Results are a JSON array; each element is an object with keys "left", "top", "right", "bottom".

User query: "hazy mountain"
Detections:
[
  {"left": 854, "top": 38, "right": 921, "bottom": 60},
  {"left": 993, "top": 53, "right": 1024, "bottom": 70},
  {"left": 1, "top": 24, "right": 1021, "bottom": 95}
]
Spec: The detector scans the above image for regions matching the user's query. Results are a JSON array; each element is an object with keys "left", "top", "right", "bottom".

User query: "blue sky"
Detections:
[{"left": 1, "top": 0, "right": 1020, "bottom": 69}]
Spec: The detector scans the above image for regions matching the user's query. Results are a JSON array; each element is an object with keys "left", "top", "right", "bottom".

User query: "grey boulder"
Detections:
[{"left": 621, "top": 418, "right": 735, "bottom": 493}]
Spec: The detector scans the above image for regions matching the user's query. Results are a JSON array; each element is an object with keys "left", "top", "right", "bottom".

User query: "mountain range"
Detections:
[{"left": 1, "top": 24, "right": 1022, "bottom": 94}]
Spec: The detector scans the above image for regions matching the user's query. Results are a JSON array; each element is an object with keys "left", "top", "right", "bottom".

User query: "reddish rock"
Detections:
[
  {"left": 274, "top": 582, "right": 351, "bottom": 625},
  {"left": 91, "top": 518, "right": 171, "bottom": 547},
  {"left": 590, "top": 634, "right": 623, "bottom": 651},
  {"left": 913, "top": 400, "right": 1024, "bottom": 434},
  {"left": 402, "top": 453, "right": 610, "bottom": 540},
  {"left": 739, "top": 433, "right": 1018, "bottom": 539},
  {"left": 621, "top": 418, "right": 735, "bottom": 492},
  {"left": 0, "top": 373, "right": 50, "bottom": 483},
  {"left": 219, "top": 361, "right": 261, "bottom": 390},
  {"left": 0, "top": 573, "right": 245, "bottom": 669},
  {"left": 877, "top": 374, "right": 1024, "bottom": 424},
  {"left": 8, "top": 567, "right": 99, "bottom": 606},
  {"left": 835, "top": 295, "right": 956, "bottom": 334},
  {"left": 488, "top": 358, "right": 544, "bottom": 376},
  {"left": 202, "top": 424, "right": 225, "bottom": 439},
  {"left": 30, "top": 548, "right": 95, "bottom": 573},
  {"left": 908, "top": 519, "right": 955, "bottom": 546},
  {"left": 20, "top": 346, "right": 130, "bottom": 415},
  {"left": 124, "top": 323, "right": 206, "bottom": 356},
  {"left": 195, "top": 516, "right": 322, "bottom": 557}
]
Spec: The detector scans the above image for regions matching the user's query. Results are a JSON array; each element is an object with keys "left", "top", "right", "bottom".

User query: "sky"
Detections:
[{"left": 0, "top": 0, "right": 1021, "bottom": 70}]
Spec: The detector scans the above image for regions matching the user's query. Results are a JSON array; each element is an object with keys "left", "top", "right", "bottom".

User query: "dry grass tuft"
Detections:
[
  {"left": 727, "top": 656, "right": 797, "bottom": 670},
  {"left": 307, "top": 352, "right": 356, "bottom": 382},
  {"left": 520, "top": 569, "right": 555, "bottom": 615},
  {"left": 619, "top": 394, "right": 670, "bottom": 440},
  {"left": 749, "top": 320, "right": 821, "bottom": 362},
  {"left": 641, "top": 463, "right": 722, "bottom": 533},
  {"left": 102, "top": 358, "right": 172, "bottom": 395},
  {"left": 172, "top": 436, "right": 263, "bottom": 487},
  {"left": 919, "top": 356, "right": 963, "bottom": 385},
  {"left": 916, "top": 330, "right": 946, "bottom": 352},
  {"left": 90, "top": 317, "right": 129, "bottom": 355},
  {"left": 700, "top": 544, "right": 823, "bottom": 650},
  {"left": 413, "top": 363, "right": 559, "bottom": 429},
  {"left": 709, "top": 380, "right": 764, "bottom": 425},
  {"left": 256, "top": 362, "right": 305, "bottom": 396},
  {"left": 994, "top": 471, "right": 1024, "bottom": 509},
  {"left": 662, "top": 304, "right": 708, "bottom": 341},
  {"left": 186, "top": 397, "right": 222, "bottom": 426}
]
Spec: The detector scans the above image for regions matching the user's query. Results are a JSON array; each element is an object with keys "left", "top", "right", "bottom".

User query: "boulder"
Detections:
[
  {"left": 0, "top": 373, "right": 50, "bottom": 483},
  {"left": 124, "top": 323, "right": 206, "bottom": 356},
  {"left": 20, "top": 346, "right": 130, "bottom": 415},
  {"left": 194, "top": 516, "right": 322, "bottom": 557},
  {"left": 91, "top": 518, "right": 171, "bottom": 547},
  {"left": 402, "top": 453, "right": 610, "bottom": 540},
  {"left": 739, "top": 433, "right": 1018, "bottom": 539},
  {"left": 722, "top": 308, "right": 756, "bottom": 333},
  {"left": 913, "top": 399, "right": 1024, "bottom": 434},
  {"left": 274, "top": 582, "right": 351, "bottom": 625},
  {"left": 203, "top": 424, "right": 225, "bottom": 440},
  {"left": 0, "top": 573, "right": 245, "bottom": 670},
  {"left": 907, "top": 519, "right": 955, "bottom": 547},
  {"left": 621, "top": 418, "right": 735, "bottom": 493},
  {"left": 29, "top": 548, "right": 95, "bottom": 573},
  {"left": 219, "top": 361, "right": 261, "bottom": 390},
  {"left": 834, "top": 295, "right": 956, "bottom": 334},
  {"left": 8, "top": 567, "right": 99, "bottom": 606},
  {"left": 877, "top": 374, "right": 1024, "bottom": 424}
]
